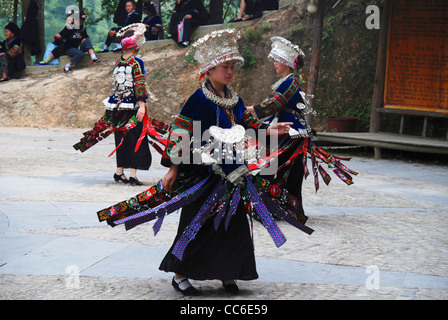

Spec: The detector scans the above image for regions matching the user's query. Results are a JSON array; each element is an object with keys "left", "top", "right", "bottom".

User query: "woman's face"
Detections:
[
  {"left": 208, "top": 61, "right": 237, "bottom": 86},
  {"left": 126, "top": 1, "right": 135, "bottom": 13},
  {"left": 4, "top": 29, "right": 13, "bottom": 39},
  {"left": 274, "top": 60, "right": 291, "bottom": 76}
]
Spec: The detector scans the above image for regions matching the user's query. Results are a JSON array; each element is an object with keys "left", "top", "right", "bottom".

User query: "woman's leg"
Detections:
[
  {"left": 80, "top": 38, "right": 100, "bottom": 62},
  {"left": 114, "top": 167, "right": 128, "bottom": 183},
  {"left": 172, "top": 273, "right": 200, "bottom": 296},
  {"left": 0, "top": 55, "right": 8, "bottom": 79},
  {"left": 181, "top": 18, "right": 203, "bottom": 44}
]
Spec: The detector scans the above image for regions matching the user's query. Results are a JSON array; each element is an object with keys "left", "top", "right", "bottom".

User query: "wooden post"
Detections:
[
  {"left": 370, "top": 0, "right": 390, "bottom": 159},
  {"left": 13, "top": 0, "right": 19, "bottom": 24},
  {"left": 306, "top": 0, "right": 325, "bottom": 127},
  {"left": 35, "top": 0, "right": 45, "bottom": 62},
  {"left": 21, "top": 0, "right": 31, "bottom": 66}
]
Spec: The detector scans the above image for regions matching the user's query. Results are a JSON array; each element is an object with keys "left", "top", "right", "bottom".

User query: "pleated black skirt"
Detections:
[
  {"left": 159, "top": 179, "right": 259, "bottom": 281},
  {"left": 111, "top": 109, "right": 152, "bottom": 171}
]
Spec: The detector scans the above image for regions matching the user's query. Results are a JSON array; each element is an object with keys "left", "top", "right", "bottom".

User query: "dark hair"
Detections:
[
  {"left": 143, "top": 1, "right": 157, "bottom": 15},
  {"left": 5, "top": 22, "right": 20, "bottom": 37},
  {"left": 294, "top": 55, "right": 304, "bottom": 70}
]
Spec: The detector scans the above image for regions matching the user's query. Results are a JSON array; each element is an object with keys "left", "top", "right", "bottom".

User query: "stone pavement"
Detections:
[{"left": 0, "top": 127, "right": 447, "bottom": 300}]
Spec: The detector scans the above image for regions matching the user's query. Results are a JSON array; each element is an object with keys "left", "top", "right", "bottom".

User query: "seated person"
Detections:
[
  {"left": 0, "top": 22, "right": 25, "bottom": 82},
  {"left": 229, "top": 0, "right": 263, "bottom": 22},
  {"left": 169, "top": 0, "right": 209, "bottom": 48},
  {"left": 142, "top": 1, "right": 162, "bottom": 41},
  {"left": 101, "top": 0, "right": 141, "bottom": 52},
  {"left": 36, "top": 12, "right": 100, "bottom": 72},
  {"left": 262, "top": 0, "right": 279, "bottom": 10}
]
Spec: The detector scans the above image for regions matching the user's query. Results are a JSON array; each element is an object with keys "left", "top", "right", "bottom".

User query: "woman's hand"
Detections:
[
  {"left": 137, "top": 101, "right": 146, "bottom": 122},
  {"left": 267, "top": 122, "right": 294, "bottom": 136},
  {"left": 162, "top": 165, "right": 178, "bottom": 193},
  {"left": 246, "top": 106, "right": 254, "bottom": 114},
  {"left": 184, "top": 14, "right": 192, "bottom": 19}
]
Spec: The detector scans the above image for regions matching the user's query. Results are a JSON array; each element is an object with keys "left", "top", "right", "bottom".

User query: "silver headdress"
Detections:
[
  {"left": 268, "top": 36, "right": 305, "bottom": 69},
  {"left": 187, "top": 29, "right": 245, "bottom": 77},
  {"left": 117, "top": 23, "right": 146, "bottom": 50}
]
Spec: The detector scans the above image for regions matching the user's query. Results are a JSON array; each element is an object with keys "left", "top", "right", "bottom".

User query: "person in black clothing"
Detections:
[
  {"left": 0, "top": 22, "right": 25, "bottom": 82},
  {"left": 262, "top": 0, "right": 279, "bottom": 10},
  {"left": 35, "top": 11, "right": 100, "bottom": 73},
  {"left": 169, "top": 0, "right": 209, "bottom": 48},
  {"left": 101, "top": 0, "right": 141, "bottom": 52},
  {"left": 20, "top": 0, "right": 40, "bottom": 56},
  {"left": 229, "top": 0, "right": 263, "bottom": 22},
  {"left": 142, "top": 1, "right": 162, "bottom": 41}
]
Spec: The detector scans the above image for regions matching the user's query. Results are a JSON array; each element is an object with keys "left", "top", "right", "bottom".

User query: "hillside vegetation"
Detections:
[{"left": 0, "top": 0, "right": 381, "bottom": 132}]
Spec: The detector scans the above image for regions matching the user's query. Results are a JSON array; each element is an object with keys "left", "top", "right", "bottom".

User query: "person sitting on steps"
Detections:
[
  {"left": 35, "top": 11, "right": 100, "bottom": 73},
  {"left": 101, "top": 0, "right": 141, "bottom": 52},
  {"left": 229, "top": 0, "right": 263, "bottom": 22}
]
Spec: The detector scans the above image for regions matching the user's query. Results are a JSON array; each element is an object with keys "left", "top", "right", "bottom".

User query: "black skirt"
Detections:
[
  {"left": 159, "top": 178, "right": 259, "bottom": 281},
  {"left": 111, "top": 109, "right": 152, "bottom": 170},
  {"left": 273, "top": 140, "right": 305, "bottom": 202}
]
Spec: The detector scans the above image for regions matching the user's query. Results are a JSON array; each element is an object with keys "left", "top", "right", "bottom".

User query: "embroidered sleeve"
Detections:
[
  {"left": 6, "top": 44, "right": 22, "bottom": 58},
  {"left": 242, "top": 108, "right": 269, "bottom": 130},
  {"left": 161, "top": 99, "right": 195, "bottom": 167},
  {"left": 253, "top": 76, "right": 301, "bottom": 119},
  {"left": 131, "top": 58, "right": 148, "bottom": 102}
]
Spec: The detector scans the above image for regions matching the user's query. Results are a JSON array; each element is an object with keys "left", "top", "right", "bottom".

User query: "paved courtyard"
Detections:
[{"left": 0, "top": 127, "right": 447, "bottom": 300}]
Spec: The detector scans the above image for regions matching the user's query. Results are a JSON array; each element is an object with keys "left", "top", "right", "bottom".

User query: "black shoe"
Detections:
[
  {"left": 222, "top": 280, "right": 239, "bottom": 294},
  {"left": 129, "top": 177, "right": 143, "bottom": 186},
  {"left": 114, "top": 173, "right": 128, "bottom": 184},
  {"left": 229, "top": 18, "right": 243, "bottom": 23},
  {"left": 172, "top": 277, "right": 201, "bottom": 296},
  {"left": 178, "top": 41, "right": 189, "bottom": 48},
  {"left": 100, "top": 48, "right": 109, "bottom": 53}
]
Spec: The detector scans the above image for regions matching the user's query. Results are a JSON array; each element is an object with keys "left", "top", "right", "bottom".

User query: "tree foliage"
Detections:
[{"left": 0, "top": 0, "right": 240, "bottom": 49}]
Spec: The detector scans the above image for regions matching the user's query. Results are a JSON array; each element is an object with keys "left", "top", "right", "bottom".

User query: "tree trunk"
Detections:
[
  {"left": 13, "top": 0, "right": 19, "bottom": 24},
  {"left": 306, "top": 0, "right": 325, "bottom": 127},
  {"left": 35, "top": 0, "right": 45, "bottom": 61}
]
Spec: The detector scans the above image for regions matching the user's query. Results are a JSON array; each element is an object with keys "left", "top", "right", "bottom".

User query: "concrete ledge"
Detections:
[{"left": 316, "top": 132, "right": 448, "bottom": 155}]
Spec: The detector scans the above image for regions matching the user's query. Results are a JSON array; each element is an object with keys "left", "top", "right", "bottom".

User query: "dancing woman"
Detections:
[
  {"left": 95, "top": 30, "right": 357, "bottom": 298},
  {"left": 160, "top": 29, "right": 293, "bottom": 295},
  {"left": 74, "top": 24, "right": 152, "bottom": 185},
  {"left": 247, "top": 36, "right": 312, "bottom": 211}
]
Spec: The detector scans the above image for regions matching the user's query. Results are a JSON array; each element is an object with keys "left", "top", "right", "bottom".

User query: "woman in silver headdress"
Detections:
[
  {"left": 247, "top": 36, "right": 313, "bottom": 212},
  {"left": 95, "top": 30, "right": 356, "bottom": 298},
  {"left": 159, "top": 29, "right": 297, "bottom": 296},
  {"left": 73, "top": 24, "right": 152, "bottom": 186}
]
